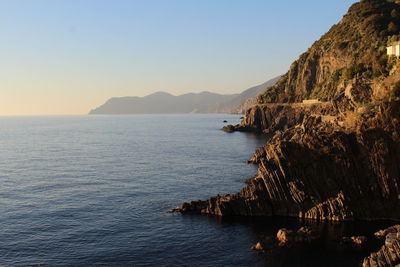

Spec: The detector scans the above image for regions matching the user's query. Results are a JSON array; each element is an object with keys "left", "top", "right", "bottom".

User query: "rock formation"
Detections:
[
  {"left": 173, "top": 0, "right": 400, "bottom": 265},
  {"left": 170, "top": 1, "right": 400, "bottom": 265},
  {"left": 362, "top": 225, "right": 400, "bottom": 267},
  {"left": 251, "top": 226, "right": 320, "bottom": 252},
  {"left": 176, "top": 0, "right": 400, "bottom": 222},
  {"left": 276, "top": 226, "right": 320, "bottom": 246},
  {"left": 178, "top": 100, "right": 400, "bottom": 221},
  {"left": 257, "top": 0, "right": 400, "bottom": 104}
]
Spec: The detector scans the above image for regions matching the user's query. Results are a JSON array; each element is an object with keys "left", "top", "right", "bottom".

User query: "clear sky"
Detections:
[{"left": 0, "top": 0, "right": 358, "bottom": 115}]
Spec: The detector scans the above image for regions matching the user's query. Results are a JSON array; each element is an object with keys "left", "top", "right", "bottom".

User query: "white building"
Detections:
[
  {"left": 387, "top": 41, "right": 400, "bottom": 57},
  {"left": 302, "top": 99, "right": 321, "bottom": 104}
]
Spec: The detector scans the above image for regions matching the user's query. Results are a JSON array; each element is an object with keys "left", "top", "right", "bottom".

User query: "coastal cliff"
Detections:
[
  {"left": 180, "top": 100, "right": 400, "bottom": 220},
  {"left": 177, "top": 0, "right": 400, "bottom": 222}
]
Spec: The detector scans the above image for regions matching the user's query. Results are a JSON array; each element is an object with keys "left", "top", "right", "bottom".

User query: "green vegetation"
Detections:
[
  {"left": 258, "top": 0, "right": 400, "bottom": 104},
  {"left": 391, "top": 81, "right": 400, "bottom": 99}
]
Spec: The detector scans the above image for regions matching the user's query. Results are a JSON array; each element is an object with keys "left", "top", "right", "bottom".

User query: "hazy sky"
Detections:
[{"left": 1, "top": 0, "right": 357, "bottom": 115}]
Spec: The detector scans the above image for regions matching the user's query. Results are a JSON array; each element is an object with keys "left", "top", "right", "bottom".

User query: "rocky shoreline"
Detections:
[
  {"left": 249, "top": 224, "right": 400, "bottom": 267},
  {"left": 363, "top": 225, "right": 400, "bottom": 266},
  {"left": 172, "top": 100, "right": 400, "bottom": 266},
  {"left": 177, "top": 101, "right": 400, "bottom": 221},
  {"left": 173, "top": 0, "right": 400, "bottom": 264}
]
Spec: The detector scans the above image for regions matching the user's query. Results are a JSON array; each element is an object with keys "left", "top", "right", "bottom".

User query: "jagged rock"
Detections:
[
  {"left": 375, "top": 225, "right": 400, "bottom": 239},
  {"left": 174, "top": 0, "right": 400, "bottom": 265},
  {"left": 363, "top": 225, "right": 400, "bottom": 267},
  {"left": 222, "top": 125, "right": 235, "bottom": 133},
  {"left": 251, "top": 242, "right": 265, "bottom": 251},
  {"left": 238, "top": 102, "right": 337, "bottom": 133},
  {"left": 176, "top": 101, "right": 400, "bottom": 221},
  {"left": 276, "top": 227, "right": 320, "bottom": 246},
  {"left": 276, "top": 229, "right": 294, "bottom": 246},
  {"left": 250, "top": 226, "right": 320, "bottom": 253},
  {"left": 257, "top": 0, "right": 400, "bottom": 105},
  {"left": 176, "top": 0, "right": 400, "bottom": 223},
  {"left": 220, "top": 101, "right": 338, "bottom": 134},
  {"left": 386, "top": 233, "right": 398, "bottom": 247}
]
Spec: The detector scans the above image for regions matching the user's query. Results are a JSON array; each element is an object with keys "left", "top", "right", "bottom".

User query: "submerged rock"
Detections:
[
  {"left": 251, "top": 226, "right": 320, "bottom": 253},
  {"left": 342, "top": 236, "right": 368, "bottom": 248}
]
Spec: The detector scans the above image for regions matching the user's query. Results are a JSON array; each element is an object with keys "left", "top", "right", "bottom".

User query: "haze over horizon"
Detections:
[{"left": 1, "top": 0, "right": 357, "bottom": 115}]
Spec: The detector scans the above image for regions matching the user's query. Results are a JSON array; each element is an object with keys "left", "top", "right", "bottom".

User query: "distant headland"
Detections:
[{"left": 89, "top": 76, "right": 280, "bottom": 115}]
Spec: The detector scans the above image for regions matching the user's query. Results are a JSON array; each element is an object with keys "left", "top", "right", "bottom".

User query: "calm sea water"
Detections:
[{"left": 0, "top": 115, "right": 394, "bottom": 266}]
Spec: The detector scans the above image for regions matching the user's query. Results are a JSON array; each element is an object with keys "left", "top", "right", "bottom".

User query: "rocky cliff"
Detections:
[
  {"left": 176, "top": 0, "right": 400, "bottom": 222},
  {"left": 258, "top": 0, "right": 400, "bottom": 105},
  {"left": 180, "top": 101, "right": 400, "bottom": 221}
]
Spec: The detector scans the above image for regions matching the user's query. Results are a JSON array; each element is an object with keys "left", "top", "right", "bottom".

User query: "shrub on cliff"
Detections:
[
  {"left": 258, "top": 0, "right": 400, "bottom": 104},
  {"left": 391, "top": 81, "right": 400, "bottom": 99}
]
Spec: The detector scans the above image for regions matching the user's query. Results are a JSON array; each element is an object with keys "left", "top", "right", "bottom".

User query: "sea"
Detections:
[{"left": 0, "top": 114, "right": 394, "bottom": 266}]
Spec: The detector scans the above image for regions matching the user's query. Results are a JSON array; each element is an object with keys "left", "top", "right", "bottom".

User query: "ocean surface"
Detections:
[{"left": 0, "top": 115, "right": 394, "bottom": 266}]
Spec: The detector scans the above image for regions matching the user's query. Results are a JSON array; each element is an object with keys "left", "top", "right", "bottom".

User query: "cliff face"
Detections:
[
  {"left": 179, "top": 101, "right": 400, "bottom": 220},
  {"left": 258, "top": 0, "right": 400, "bottom": 105},
  {"left": 237, "top": 102, "right": 337, "bottom": 133},
  {"left": 177, "top": 0, "right": 400, "bottom": 221}
]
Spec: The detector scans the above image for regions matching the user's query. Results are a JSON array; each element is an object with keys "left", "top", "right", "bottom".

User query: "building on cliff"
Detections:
[{"left": 387, "top": 41, "right": 400, "bottom": 57}]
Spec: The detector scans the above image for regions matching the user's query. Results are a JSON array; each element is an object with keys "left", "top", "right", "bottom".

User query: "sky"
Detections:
[{"left": 0, "top": 0, "right": 358, "bottom": 115}]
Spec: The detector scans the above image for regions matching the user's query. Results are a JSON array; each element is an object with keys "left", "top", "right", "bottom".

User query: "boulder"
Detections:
[
  {"left": 276, "top": 226, "right": 319, "bottom": 246},
  {"left": 276, "top": 228, "right": 295, "bottom": 246},
  {"left": 222, "top": 125, "right": 236, "bottom": 133},
  {"left": 251, "top": 242, "right": 265, "bottom": 251}
]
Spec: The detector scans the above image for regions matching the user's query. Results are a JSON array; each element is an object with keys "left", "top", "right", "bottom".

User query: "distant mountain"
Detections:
[
  {"left": 89, "top": 76, "right": 280, "bottom": 115},
  {"left": 89, "top": 91, "right": 238, "bottom": 114},
  {"left": 219, "top": 76, "right": 281, "bottom": 113}
]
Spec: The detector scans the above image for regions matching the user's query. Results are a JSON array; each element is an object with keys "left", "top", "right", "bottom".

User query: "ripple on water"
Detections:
[{"left": 0, "top": 115, "right": 391, "bottom": 267}]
